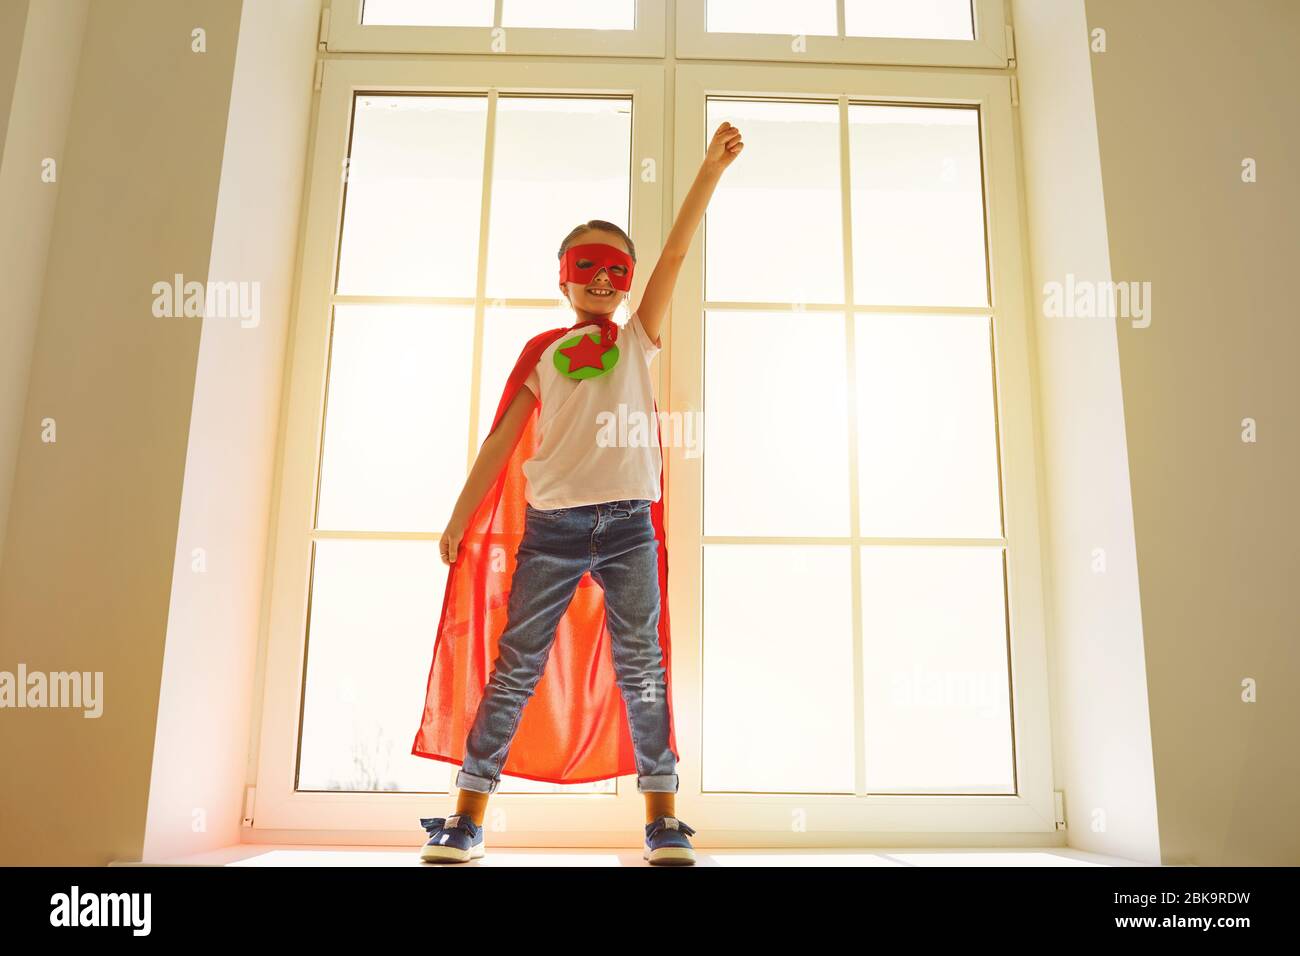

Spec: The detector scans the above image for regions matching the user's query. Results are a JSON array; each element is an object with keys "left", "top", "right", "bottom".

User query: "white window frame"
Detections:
[
  {"left": 253, "top": 57, "right": 666, "bottom": 835},
  {"left": 253, "top": 15, "right": 1058, "bottom": 846},
  {"left": 676, "top": 0, "right": 1009, "bottom": 68},
  {"left": 669, "top": 63, "right": 1055, "bottom": 837},
  {"left": 325, "top": 0, "right": 667, "bottom": 57}
]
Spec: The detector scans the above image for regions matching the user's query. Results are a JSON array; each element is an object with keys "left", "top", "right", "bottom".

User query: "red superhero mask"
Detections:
[{"left": 559, "top": 242, "right": 635, "bottom": 292}]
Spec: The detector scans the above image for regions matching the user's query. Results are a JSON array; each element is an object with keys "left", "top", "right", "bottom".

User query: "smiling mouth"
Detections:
[{"left": 586, "top": 288, "right": 615, "bottom": 297}]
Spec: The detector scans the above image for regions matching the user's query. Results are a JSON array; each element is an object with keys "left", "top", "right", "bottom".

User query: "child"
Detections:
[{"left": 413, "top": 122, "right": 744, "bottom": 865}]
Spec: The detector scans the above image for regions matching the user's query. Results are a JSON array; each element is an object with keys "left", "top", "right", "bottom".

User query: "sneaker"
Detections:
[
  {"left": 643, "top": 815, "right": 697, "bottom": 866},
  {"left": 419, "top": 813, "right": 485, "bottom": 863}
]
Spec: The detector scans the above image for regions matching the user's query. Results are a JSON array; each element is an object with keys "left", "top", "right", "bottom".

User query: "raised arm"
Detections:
[{"left": 635, "top": 121, "right": 744, "bottom": 346}]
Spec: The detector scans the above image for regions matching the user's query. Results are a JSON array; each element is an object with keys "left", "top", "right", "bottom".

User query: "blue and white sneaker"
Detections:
[
  {"left": 419, "top": 814, "right": 485, "bottom": 863},
  {"left": 643, "top": 815, "right": 697, "bottom": 866}
]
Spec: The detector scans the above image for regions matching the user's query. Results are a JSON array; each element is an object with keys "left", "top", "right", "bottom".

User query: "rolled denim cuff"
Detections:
[
  {"left": 456, "top": 768, "right": 500, "bottom": 794},
  {"left": 636, "top": 773, "right": 679, "bottom": 793}
]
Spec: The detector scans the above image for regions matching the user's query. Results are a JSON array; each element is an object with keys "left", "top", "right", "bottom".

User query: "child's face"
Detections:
[{"left": 560, "top": 231, "right": 631, "bottom": 316}]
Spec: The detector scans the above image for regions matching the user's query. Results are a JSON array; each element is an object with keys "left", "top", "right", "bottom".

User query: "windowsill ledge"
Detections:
[{"left": 112, "top": 844, "right": 1156, "bottom": 867}]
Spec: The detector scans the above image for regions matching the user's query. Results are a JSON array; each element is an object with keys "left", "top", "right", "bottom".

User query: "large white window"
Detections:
[{"left": 255, "top": 2, "right": 1055, "bottom": 843}]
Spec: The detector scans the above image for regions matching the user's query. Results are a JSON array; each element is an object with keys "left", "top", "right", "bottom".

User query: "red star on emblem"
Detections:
[{"left": 559, "top": 333, "right": 613, "bottom": 373}]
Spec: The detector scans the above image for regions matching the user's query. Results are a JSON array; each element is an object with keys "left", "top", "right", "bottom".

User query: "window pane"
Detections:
[
  {"left": 317, "top": 305, "right": 475, "bottom": 533},
  {"left": 844, "top": 0, "right": 975, "bottom": 40},
  {"left": 706, "top": 0, "right": 837, "bottom": 36},
  {"left": 361, "top": 0, "right": 493, "bottom": 27},
  {"left": 860, "top": 546, "right": 1014, "bottom": 793},
  {"left": 477, "top": 306, "right": 573, "bottom": 448},
  {"left": 502, "top": 0, "right": 635, "bottom": 30},
  {"left": 704, "top": 311, "right": 850, "bottom": 537},
  {"left": 298, "top": 539, "right": 450, "bottom": 792},
  {"left": 855, "top": 314, "right": 1002, "bottom": 538},
  {"left": 485, "top": 97, "right": 631, "bottom": 300},
  {"left": 704, "top": 545, "right": 855, "bottom": 792},
  {"left": 337, "top": 96, "right": 487, "bottom": 296},
  {"left": 848, "top": 104, "right": 987, "bottom": 306},
  {"left": 705, "top": 99, "right": 843, "bottom": 304},
  {"left": 298, "top": 538, "right": 611, "bottom": 795}
]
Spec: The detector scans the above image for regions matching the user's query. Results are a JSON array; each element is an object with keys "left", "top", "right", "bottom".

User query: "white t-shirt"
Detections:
[{"left": 521, "top": 310, "right": 663, "bottom": 510}]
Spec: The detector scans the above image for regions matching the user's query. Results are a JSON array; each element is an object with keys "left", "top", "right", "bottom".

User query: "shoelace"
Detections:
[
  {"left": 420, "top": 815, "right": 477, "bottom": 837},
  {"left": 647, "top": 816, "right": 697, "bottom": 839}
]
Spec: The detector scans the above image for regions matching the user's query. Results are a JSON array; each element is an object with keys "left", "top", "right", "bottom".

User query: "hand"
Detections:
[
  {"left": 704, "top": 121, "right": 744, "bottom": 172},
  {"left": 440, "top": 514, "right": 468, "bottom": 565}
]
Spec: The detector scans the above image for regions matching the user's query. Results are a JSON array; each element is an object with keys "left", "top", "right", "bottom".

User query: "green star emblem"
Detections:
[{"left": 553, "top": 331, "right": 620, "bottom": 380}]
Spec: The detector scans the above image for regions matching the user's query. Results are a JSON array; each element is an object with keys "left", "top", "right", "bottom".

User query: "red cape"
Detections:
[{"left": 411, "top": 315, "right": 678, "bottom": 786}]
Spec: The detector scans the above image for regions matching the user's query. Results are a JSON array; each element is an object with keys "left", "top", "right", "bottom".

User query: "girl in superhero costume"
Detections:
[{"left": 413, "top": 122, "right": 744, "bottom": 865}]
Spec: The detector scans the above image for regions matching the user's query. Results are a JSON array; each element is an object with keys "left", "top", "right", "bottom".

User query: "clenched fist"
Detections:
[{"left": 705, "top": 121, "right": 744, "bottom": 171}]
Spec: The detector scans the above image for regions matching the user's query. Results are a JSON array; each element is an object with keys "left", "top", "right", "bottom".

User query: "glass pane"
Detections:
[
  {"left": 844, "top": 0, "right": 975, "bottom": 40},
  {"left": 860, "top": 546, "right": 1014, "bottom": 793},
  {"left": 298, "top": 539, "right": 610, "bottom": 795},
  {"left": 485, "top": 97, "right": 632, "bottom": 300},
  {"left": 361, "top": 0, "right": 493, "bottom": 27},
  {"left": 855, "top": 314, "right": 1002, "bottom": 538},
  {"left": 476, "top": 306, "right": 572, "bottom": 448},
  {"left": 704, "top": 544, "right": 855, "bottom": 792},
  {"left": 337, "top": 96, "right": 487, "bottom": 296},
  {"left": 502, "top": 0, "right": 635, "bottom": 30},
  {"left": 706, "top": 0, "right": 837, "bottom": 36},
  {"left": 705, "top": 99, "right": 843, "bottom": 304},
  {"left": 298, "top": 539, "right": 450, "bottom": 791},
  {"left": 848, "top": 104, "right": 987, "bottom": 306},
  {"left": 317, "top": 305, "right": 475, "bottom": 533},
  {"left": 704, "top": 311, "right": 850, "bottom": 537}
]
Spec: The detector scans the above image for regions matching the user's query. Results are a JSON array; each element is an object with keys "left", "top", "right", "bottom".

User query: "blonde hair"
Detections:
[{"left": 557, "top": 220, "right": 637, "bottom": 263}]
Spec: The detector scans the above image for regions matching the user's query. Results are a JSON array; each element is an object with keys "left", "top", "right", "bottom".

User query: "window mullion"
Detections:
[
  {"left": 837, "top": 93, "right": 866, "bottom": 798},
  {"left": 467, "top": 90, "right": 499, "bottom": 469}
]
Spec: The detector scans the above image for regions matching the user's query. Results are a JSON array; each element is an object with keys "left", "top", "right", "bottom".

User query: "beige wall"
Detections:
[
  {"left": 0, "top": 0, "right": 243, "bottom": 865},
  {"left": 1084, "top": 0, "right": 1300, "bottom": 865},
  {"left": 0, "top": 1, "right": 29, "bottom": 153},
  {"left": 0, "top": 0, "right": 90, "bottom": 576}
]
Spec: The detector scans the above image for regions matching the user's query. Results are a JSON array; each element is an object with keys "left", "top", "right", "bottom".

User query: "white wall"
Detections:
[
  {"left": 1010, "top": 0, "right": 1161, "bottom": 863},
  {"left": 142, "top": 0, "right": 321, "bottom": 862}
]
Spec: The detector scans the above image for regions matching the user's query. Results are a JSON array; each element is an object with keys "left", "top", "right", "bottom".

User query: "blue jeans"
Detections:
[{"left": 455, "top": 498, "right": 678, "bottom": 794}]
